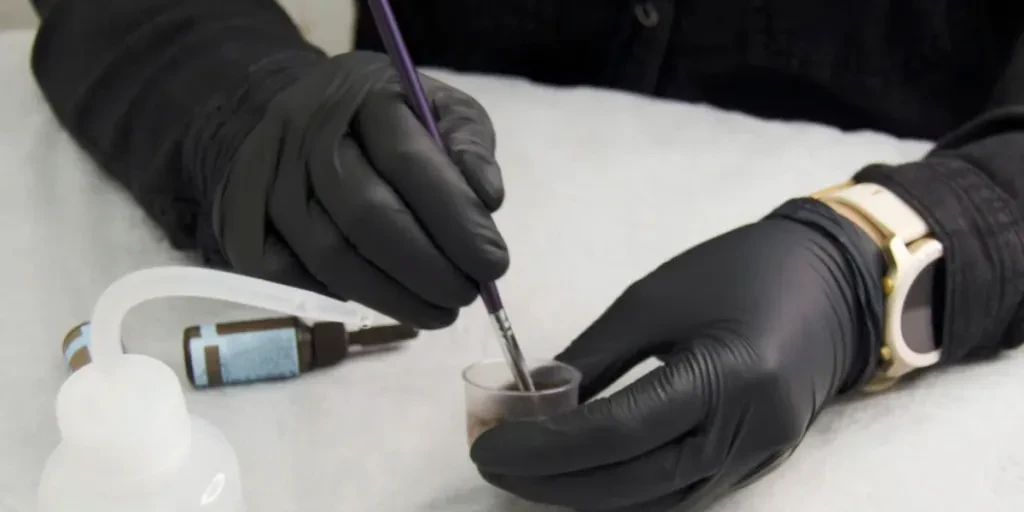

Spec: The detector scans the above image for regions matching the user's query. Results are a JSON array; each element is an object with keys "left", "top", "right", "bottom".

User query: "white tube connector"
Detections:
[{"left": 87, "top": 265, "right": 376, "bottom": 365}]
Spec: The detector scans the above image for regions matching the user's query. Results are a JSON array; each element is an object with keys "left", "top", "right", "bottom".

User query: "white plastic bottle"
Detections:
[
  {"left": 38, "top": 354, "right": 244, "bottom": 511},
  {"left": 37, "top": 266, "right": 376, "bottom": 511}
]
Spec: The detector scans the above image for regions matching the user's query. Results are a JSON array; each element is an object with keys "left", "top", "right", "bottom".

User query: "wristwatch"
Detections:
[{"left": 813, "top": 182, "right": 943, "bottom": 392}]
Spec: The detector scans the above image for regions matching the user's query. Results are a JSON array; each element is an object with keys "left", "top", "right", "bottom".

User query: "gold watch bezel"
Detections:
[
  {"left": 862, "top": 235, "right": 944, "bottom": 393},
  {"left": 810, "top": 182, "right": 943, "bottom": 393}
]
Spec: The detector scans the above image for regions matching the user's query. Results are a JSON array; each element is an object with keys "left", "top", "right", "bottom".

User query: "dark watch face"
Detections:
[{"left": 901, "top": 260, "right": 941, "bottom": 354}]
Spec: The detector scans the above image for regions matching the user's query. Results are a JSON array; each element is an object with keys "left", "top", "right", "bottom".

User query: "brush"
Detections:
[{"left": 365, "top": 0, "right": 536, "bottom": 392}]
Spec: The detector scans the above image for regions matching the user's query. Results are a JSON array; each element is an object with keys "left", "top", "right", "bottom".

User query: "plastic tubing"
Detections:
[{"left": 88, "top": 266, "right": 376, "bottom": 366}]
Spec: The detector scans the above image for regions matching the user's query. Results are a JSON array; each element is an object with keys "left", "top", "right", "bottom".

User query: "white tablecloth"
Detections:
[{"left": 2, "top": 28, "right": 1022, "bottom": 512}]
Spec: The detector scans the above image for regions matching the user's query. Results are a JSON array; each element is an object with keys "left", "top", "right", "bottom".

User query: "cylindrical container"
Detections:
[
  {"left": 183, "top": 317, "right": 418, "bottom": 389},
  {"left": 61, "top": 322, "right": 126, "bottom": 373},
  {"left": 183, "top": 317, "right": 319, "bottom": 388},
  {"left": 38, "top": 354, "right": 244, "bottom": 511},
  {"left": 462, "top": 358, "right": 582, "bottom": 444}
]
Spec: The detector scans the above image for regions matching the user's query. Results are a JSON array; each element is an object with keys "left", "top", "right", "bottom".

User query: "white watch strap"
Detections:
[{"left": 825, "top": 183, "right": 929, "bottom": 241}]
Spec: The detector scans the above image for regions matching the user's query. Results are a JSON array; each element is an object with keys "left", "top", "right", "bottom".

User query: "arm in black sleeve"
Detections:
[
  {"left": 855, "top": 30, "right": 1024, "bottom": 363},
  {"left": 29, "top": 0, "right": 327, "bottom": 261}
]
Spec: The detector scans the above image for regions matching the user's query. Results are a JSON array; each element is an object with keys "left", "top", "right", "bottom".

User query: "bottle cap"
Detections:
[
  {"left": 55, "top": 354, "right": 192, "bottom": 485},
  {"left": 311, "top": 322, "right": 350, "bottom": 367}
]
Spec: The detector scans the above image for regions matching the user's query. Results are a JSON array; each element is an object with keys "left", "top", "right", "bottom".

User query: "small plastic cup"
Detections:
[{"left": 462, "top": 358, "right": 582, "bottom": 444}]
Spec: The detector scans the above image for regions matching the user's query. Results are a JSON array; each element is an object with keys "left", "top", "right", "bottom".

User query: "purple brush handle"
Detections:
[
  {"left": 364, "top": 0, "right": 442, "bottom": 144},
  {"left": 365, "top": 0, "right": 505, "bottom": 314}
]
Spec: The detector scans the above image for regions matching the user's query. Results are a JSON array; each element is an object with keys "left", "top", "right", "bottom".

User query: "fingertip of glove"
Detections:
[
  {"left": 473, "top": 242, "right": 510, "bottom": 284},
  {"left": 477, "top": 162, "right": 505, "bottom": 212},
  {"left": 455, "top": 150, "right": 505, "bottom": 212},
  {"left": 412, "top": 308, "right": 459, "bottom": 330},
  {"left": 469, "top": 421, "right": 565, "bottom": 477},
  {"left": 469, "top": 428, "right": 508, "bottom": 470}
]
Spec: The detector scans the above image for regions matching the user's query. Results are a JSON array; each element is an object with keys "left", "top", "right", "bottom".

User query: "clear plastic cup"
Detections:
[{"left": 462, "top": 358, "right": 582, "bottom": 444}]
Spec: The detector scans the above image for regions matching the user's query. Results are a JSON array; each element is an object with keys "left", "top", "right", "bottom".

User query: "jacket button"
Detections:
[{"left": 634, "top": 1, "right": 660, "bottom": 27}]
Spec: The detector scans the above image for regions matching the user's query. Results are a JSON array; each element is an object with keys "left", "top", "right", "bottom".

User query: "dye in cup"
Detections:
[{"left": 462, "top": 358, "right": 582, "bottom": 444}]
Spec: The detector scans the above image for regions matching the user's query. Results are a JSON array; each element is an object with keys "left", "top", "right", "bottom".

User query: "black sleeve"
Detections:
[
  {"left": 29, "top": 0, "right": 327, "bottom": 262},
  {"left": 855, "top": 31, "right": 1024, "bottom": 362}
]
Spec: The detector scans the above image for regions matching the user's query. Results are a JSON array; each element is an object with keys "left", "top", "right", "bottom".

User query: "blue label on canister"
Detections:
[
  {"left": 63, "top": 324, "right": 91, "bottom": 364},
  {"left": 188, "top": 324, "right": 300, "bottom": 387},
  {"left": 63, "top": 323, "right": 127, "bottom": 371}
]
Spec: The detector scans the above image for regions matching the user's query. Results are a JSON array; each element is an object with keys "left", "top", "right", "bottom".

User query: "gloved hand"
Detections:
[
  {"left": 470, "top": 201, "right": 885, "bottom": 511},
  {"left": 213, "top": 51, "right": 508, "bottom": 328}
]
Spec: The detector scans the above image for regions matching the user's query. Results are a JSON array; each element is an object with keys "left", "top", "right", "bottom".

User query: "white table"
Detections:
[{"left": 2, "top": 28, "right": 1022, "bottom": 512}]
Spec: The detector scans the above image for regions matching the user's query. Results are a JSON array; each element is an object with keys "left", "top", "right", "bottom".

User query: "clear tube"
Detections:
[{"left": 88, "top": 265, "right": 375, "bottom": 366}]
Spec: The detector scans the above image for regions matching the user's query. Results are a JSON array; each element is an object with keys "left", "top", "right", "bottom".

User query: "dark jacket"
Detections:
[
  {"left": 27, "top": 0, "right": 1024, "bottom": 361},
  {"left": 355, "top": 0, "right": 1018, "bottom": 140}
]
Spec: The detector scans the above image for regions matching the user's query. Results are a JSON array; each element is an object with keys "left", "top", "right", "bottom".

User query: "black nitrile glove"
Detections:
[
  {"left": 214, "top": 51, "right": 508, "bottom": 329},
  {"left": 470, "top": 200, "right": 887, "bottom": 511}
]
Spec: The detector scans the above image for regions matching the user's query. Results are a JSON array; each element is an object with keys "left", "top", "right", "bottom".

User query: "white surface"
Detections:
[
  {"left": 0, "top": 1, "right": 36, "bottom": 31},
  {"left": 1, "top": 28, "right": 1022, "bottom": 512}
]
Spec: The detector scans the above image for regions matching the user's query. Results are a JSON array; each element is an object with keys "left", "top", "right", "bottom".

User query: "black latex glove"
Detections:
[
  {"left": 470, "top": 201, "right": 885, "bottom": 511},
  {"left": 214, "top": 51, "right": 508, "bottom": 328}
]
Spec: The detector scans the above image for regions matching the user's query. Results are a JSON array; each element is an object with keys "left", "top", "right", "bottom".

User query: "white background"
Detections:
[{"left": 0, "top": 0, "right": 36, "bottom": 30}]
